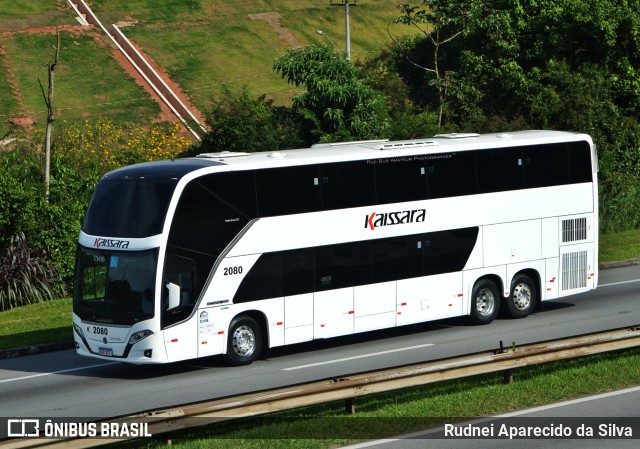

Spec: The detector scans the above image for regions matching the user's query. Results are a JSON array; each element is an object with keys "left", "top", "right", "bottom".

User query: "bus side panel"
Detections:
[
  {"left": 164, "top": 319, "right": 198, "bottom": 363},
  {"left": 396, "top": 272, "right": 463, "bottom": 326},
  {"left": 463, "top": 227, "right": 484, "bottom": 270},
  {"left": 483, "top": 220, "right": 542, "bottom": 268},
  {"left": 314, "top": 287, "right": 354, "bottom": 339},
  {"left": 541, "top": 217, "right": 559, "bottom": 258},
  {"left": 558, "top": 243, "right": 596, "bottom": 297},
  {"left": 543, "top": 258, "right": 560, "bottom": 300},
  {"left": 354, "top": 282, "right": 396, "bottom": 333},
  {"left": 262, "top": 297, "right": 285, "bottom": 348},
  {"left": 285, "top": 293, "right": 314, "bottom": 345},
  {"left": 197, "top": 307, "right": 226, "bottom": 357}
]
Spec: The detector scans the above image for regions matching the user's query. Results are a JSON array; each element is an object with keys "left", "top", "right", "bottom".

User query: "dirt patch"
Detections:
[
  {"left": 0, "top": 44, "right": 32, "bottom": 131},
  {"left": 248, "top": 12, "right": 301, "bottom": 48},
  {"left": 127, "top": 40, "right": 208, "bottom": 128},
  {"left": 1, "top": 24, "right": 88, "bottom": 38},
  {"left": 0, "top": 11, "right": 79, "bottom": 33},
  {"left": 9, "top": 117, "right": 34, "bottom": 128},
  {"left": 91, "top": 34, "right": 179, "bottom": 125}
]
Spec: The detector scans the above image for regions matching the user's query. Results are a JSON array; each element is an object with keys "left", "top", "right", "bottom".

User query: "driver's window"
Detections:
[{"left": 162, "top": 253, "right": 197, "bottom": 328}]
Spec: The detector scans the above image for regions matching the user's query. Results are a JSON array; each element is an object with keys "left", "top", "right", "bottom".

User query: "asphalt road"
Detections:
[{"left": 0, "top": 265, "right": 639, "bottom": 425}]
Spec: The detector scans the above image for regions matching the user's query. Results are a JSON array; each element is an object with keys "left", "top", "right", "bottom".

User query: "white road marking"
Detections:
[
  {"left": 497, "top": 384, "right": 640, "bottom": 417},
  {"left": 598, "top": 278, "right": 640, "bottom": 288},
  {"left": 0, "top": 362, "right": 120, "bottom": 384},
  {"left": 282, "top": 343, "right": 434, "bottom": 371}
]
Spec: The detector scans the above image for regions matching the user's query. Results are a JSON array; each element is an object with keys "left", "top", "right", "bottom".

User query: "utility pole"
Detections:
[
  {"left": 39, "top": 30, "right": 60, "bottom": 202},
  {"left": 330, "top": 0, "right": 355, "bottom": 60}
]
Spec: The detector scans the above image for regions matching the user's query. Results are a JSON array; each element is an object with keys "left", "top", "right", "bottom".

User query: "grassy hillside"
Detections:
[{"left": 0, "top": 1, "right": 408, "bottom": 137}]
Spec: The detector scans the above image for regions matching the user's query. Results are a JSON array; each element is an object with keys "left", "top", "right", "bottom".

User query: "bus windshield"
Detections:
[{"left": 74, "top": 247, "right": 158, "bottom": 325}]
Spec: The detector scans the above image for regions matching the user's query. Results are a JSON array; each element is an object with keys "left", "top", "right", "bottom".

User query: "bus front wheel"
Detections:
[
  {"left": 225, "top": 316, "right": 263, "bottom": 366},
  {"left": 470, "top": 279, "right": 500, "bottom": 325}
]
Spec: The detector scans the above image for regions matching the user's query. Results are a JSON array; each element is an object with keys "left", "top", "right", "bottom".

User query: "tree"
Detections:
[
  {"left": 273, "top": 44, "right": 390, "bottom": 142},
  {"left": 392, "top": 0, "right": 640, "bottom": 232},
  {"left": 38, "top": 30, "right": 60, "bottom": 202},
  {"left": 394, "top": 1, "right": 476, "bottom": 127},
  {"left": 200, "top": 88, "right": 304, "bottom": 153}
]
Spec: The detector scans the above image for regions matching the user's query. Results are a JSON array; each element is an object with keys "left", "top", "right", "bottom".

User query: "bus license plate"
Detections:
[{"left": 99, "top": 347, "right": 113, "bottom": 356}]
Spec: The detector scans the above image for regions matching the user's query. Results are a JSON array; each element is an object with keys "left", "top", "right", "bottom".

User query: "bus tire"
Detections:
[
  {"left": 506, "top": 275, "right": 537, "bottom": 319},
  {"left": 470, "top": 279, "right": 500, "bottom": 325},
  {"left": 225, "top": 316, "right": 263, "bottom": 366}
]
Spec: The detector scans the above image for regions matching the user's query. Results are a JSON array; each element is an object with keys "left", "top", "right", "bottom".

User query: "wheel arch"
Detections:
[
  {"left": 474, "top": 274, "right": 504, "bottom": 297},
  {"left": 510, "top": 268, "right": 542, "bottom": 300}
]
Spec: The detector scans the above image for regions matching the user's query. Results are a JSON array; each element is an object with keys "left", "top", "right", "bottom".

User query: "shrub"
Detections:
[
  {"left": 55, "top": 119, "right": 193, "bottom": 177},
  {"left": 0, "top": 233, "right": 64, "bottom": 311},
  {"left": 200, "top": 87, "right": 305, "bottom": 153},
  {"left": 600, "top": 175, "right": 640, "bottom": 234}
]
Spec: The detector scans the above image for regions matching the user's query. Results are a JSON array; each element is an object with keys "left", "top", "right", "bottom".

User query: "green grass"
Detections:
[
  {"left": 0, "top": 1, "right": 412, "bottom": 134},
  {"left": 102, "top": 0, "right": 410, "bottom": 108},
  {"left": 0, "top": 298, "right": 72, "bottom": 350},
  {"left": 112, "top": 347, "right": 640, "bottom": 448},
  {"left": 0, "top": 1, "right": 76, "bottom": 25},
  {"left": 3, "top": 30, "right": 160, "bottom": 128},
  {"left": 600, "top": 228, "right": 640, "bottom": 263}
]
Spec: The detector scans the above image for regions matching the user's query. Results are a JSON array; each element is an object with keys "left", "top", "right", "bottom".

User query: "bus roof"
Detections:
[{"left": 190, "top": 130, "right": 592, "bottom": 170}]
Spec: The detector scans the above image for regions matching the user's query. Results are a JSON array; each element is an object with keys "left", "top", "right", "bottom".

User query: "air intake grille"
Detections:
[
  {"left": 562, "top": 217, "right": 587, "bottom": 242},
  {"left": 562, "top": 251, "right": 587, "bottom": 290}
]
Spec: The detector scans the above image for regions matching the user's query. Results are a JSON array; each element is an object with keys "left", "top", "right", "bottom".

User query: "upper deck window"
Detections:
[
  {"left": 83, "top": 160, "right": 216, "bottom": 238},
  {"left": 83, "top": 177, "right": 178, "bottom": 238}
]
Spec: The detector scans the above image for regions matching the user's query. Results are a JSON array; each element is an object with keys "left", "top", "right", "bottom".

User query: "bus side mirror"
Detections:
[{"left": 166, "top": 282, "right": 181, "bottom": 310}]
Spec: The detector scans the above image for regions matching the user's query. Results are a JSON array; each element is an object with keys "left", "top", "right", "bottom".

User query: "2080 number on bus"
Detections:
[
  {"left": 223, "top": 266, "right": 243, "bottom": 276},
  {"left": 93, "top": 326, "right": 108, "bottom": 335}
]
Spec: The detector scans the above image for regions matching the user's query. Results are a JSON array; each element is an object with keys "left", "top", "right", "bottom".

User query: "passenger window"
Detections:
[
  {"left": 477, "top": 147, "right": 525, "bottom": 193},
  {"left": 375, "top": 158, "right": 427, "bottom": 204},
  {"left": 568, "top": 141, "right": 593, "bottom": 183},
  {"left": 427, "top": 151, "right": 477, "bottom": 198},
  {"left": 315, "top": 242, "right": 371, "bottom": 291},
  {"left": 256, "top": 166, "right": 321, "bottom": 216},
  {"left": 372, "top": 237, "right": 423, "bottom": 283},
  {"left": 523, "top": 143, "right": 570, "bottom": 188},
  {"left": 234, "top": 253, "right": 283, "bottom": 303},
  {"left": 283, "top": 248, "right": 314, "bottom": 297},
  {"left": 423, "top": 228, "right": 479, "bottom": 276},
  {"left": 320, "top": 161, "right": 376, "bottom": 210},
  {"left": 197, "top": 171, "right": 257, "bottom": 219}
]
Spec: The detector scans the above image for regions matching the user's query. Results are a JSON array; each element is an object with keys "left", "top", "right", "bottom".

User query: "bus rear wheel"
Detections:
[
  {"left": 505, "top": 275, "right": 537, "bottom": 319},
  {"left": 225, "top": 316, "right": 263, "bottom": 366},
  {"left": 470, "top": 279, "right": 500, "bottom": 325}
]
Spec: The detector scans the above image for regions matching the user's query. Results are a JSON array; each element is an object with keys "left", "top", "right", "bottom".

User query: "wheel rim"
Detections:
[
  {"left": 512, "top": 282, "right": 532, "bottom": 310},
  {"left": 232, "top": 325, "right": 256, "bottom": 357},
  {"left": 476, "top": 287, "right": 495, "bottom": 316}
]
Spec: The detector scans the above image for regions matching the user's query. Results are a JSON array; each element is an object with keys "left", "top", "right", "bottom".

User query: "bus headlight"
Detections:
[
  {"left": 73, "top": 323, "right": 85, "bottom": 338},
  {"left": 129, "top": 330, "right": 153, "bottom": 345}
]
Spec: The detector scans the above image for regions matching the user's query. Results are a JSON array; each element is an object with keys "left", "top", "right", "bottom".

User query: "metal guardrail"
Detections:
[{"left": 2, "top": 325, "right": 640, "bottom": 449}]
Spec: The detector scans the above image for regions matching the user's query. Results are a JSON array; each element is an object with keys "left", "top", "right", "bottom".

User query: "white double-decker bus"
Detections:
[{"left": 73, "top": 130, "right": 598, "bottom": 365}]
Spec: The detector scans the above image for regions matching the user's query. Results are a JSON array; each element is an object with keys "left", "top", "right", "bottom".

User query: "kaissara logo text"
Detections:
[
  {"left": 94, "top": 238, "right": 130, "bottom": 249},
  {"left": 365, "top": 209, "right": 426, "bottom": 230}
]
